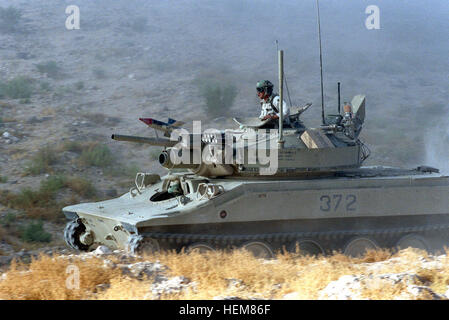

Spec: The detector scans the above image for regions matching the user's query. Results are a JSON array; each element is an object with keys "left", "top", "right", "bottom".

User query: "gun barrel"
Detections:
[
  {"left": 158, "top": 150, "right": 199, "bottom": 169},
  {"left": 111, "top": 134, "right": 178, "bottom": 147}
]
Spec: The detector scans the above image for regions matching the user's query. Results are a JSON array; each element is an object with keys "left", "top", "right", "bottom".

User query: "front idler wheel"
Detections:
[{"left": 64, "top": 219, "right": 91, "bottom": 251}]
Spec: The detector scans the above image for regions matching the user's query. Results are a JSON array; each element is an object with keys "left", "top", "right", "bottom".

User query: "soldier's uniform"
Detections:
[{"left": 259, "top": 94, "right": 290, "bottom": 122}]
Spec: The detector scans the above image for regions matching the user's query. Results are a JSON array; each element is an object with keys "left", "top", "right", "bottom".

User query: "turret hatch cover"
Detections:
[
  {"left": 233, "top": 117, "right": 274, "bottom": 129},
  {"left": 351, "top": 95, "right": 366, "bottom": 124}
]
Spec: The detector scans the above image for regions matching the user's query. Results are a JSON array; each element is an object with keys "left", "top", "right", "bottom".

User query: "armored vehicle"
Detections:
[
  {"left": 62, "top": 99, "right": 449, "bottom": 257},
  {"left": 62, "top": 52, "right": 449, "bottom": 258}
]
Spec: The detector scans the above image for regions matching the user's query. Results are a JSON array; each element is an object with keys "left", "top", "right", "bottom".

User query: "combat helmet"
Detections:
[{"left": 256, "top": 80, "right": 274, "bottom": 96}]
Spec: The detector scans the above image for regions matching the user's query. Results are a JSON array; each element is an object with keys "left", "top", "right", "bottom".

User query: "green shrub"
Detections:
[
  {"left": 36, "top": 61, "right": 61, "bottom": 79},
  {"left": 19, "top": 98, "right": 31, "bottom": 104},
  {"left": 60, "top": 140, "right": 84, "bottom": 154},
  {"left": 201, "top": 83, "right": 237, "bottom": 117},
  {"left": 52, "top": 85, "right": 74, "bottom": 99},
  {"left": 75, "top": 81, "right": 84, "bottom": 90},
  {"left": 125, "top": 164, "right": 140, "bottom": 177},
  {"left": 0, "top": 175, "right": 7, "bottom": 183},
  {"left": 24, "top": 146, "right": 58, "bottom": 175},
  {"left": 82, "top": 113, "right": 108, "bottom": 124},
  {"left": 66, "top": 177, "right": 97, "bottom": 197},
  {"left": 105, "top": 163, "right": 140, "bottom": 178},
  {"left": 0, "top": 175, "right": 93, "bottom": 221},
  {"left": 130, "top": 17, "right": 148, "bottom": 33},
  {"left": 0, "top": 212, "right": 16, "bottom": 227},
  {"left": 7, "top": 187, "right": 53, "bottom": 220},
  {"left": 0, "top": 6, "right": 22, "bottom": 34},
  {"left": 92, "top": 67, "right": 106, "bottom": 79},
  {"left": 79, "top": 143, "right": 113, "bottom": 167},
  {"left": 1, "top": 174, "right": 97, "bottom": 220},
  {"left": 39, "top": 81, "right": 51, "bottom": 92},
  {"left": 195, "top": 67, "right": 239, "bottom": 118},
  {"left": 20, "top": 221, "right": 52, "bottom": 243},
  {"left": 0, "top": 76, "right": 33, "bottom": 99},
  {"left": 40, "top": 175, "right": 67, "bottom": 195},
  {"left": 82, "top": 113, "right": 120, "bottom": 126},
  {"left": 12, "top": 186, "right": 51, "bottom": 211}
]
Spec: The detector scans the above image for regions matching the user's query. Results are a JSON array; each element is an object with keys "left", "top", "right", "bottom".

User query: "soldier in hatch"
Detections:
[
  {"left": 167, "top": 180, "right": 183, "bottom": 196},
  {"left": 256, "top": 80, "right": 290, "bottom": 123}
]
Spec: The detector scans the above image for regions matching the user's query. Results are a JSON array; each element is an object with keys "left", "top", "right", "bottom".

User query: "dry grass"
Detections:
[
  {"left": 0, "top": 248, "right": 447, "bottom": 300},
  {"left": 0, "top": 254, "right": 122, "bottom": 299},
  {"left": 8, "top": 147, "right": 28, "bottom": 161},
  {"left": 96, "top": 278, "right": 156, "bottom": 300},
  {"left": 418, "top": 254, "right": 449, "bottom": 294}
]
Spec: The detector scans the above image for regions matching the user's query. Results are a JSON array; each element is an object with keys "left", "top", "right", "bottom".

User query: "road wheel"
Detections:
[
  {"left": 288, "top": 239, "right": 324, "bottom": 256},
  {"left": 127, "top": 235, "right": 160, "bottom": 255},
  {"left": 242, "top": 241, "right": 274, "bottom": 259},
  {"left": 396, "top": 234, "right": 429, "bottom": 252},
  {"left": 187, "top": 243, "right": 215, "bottom": 254},
  {"left": 344, "top": 237, "right": 378, "bottom": 257}
]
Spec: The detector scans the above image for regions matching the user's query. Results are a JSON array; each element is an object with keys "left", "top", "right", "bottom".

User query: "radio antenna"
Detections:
[
  {"left": 275, "top": 40, "right": 292, "bottom": 107},
  {"left": 316, "top": 0, "right": 325, "bottom": 125}
]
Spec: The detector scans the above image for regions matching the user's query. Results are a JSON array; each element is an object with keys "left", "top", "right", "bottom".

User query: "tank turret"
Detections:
[{"left": 111, "top": 93, "right": 368, "bottom": 179}]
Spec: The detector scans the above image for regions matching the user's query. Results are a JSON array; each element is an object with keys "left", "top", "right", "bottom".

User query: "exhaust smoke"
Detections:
[{"left": 425, "top": 117, "right": 449, "bottom": 174}]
